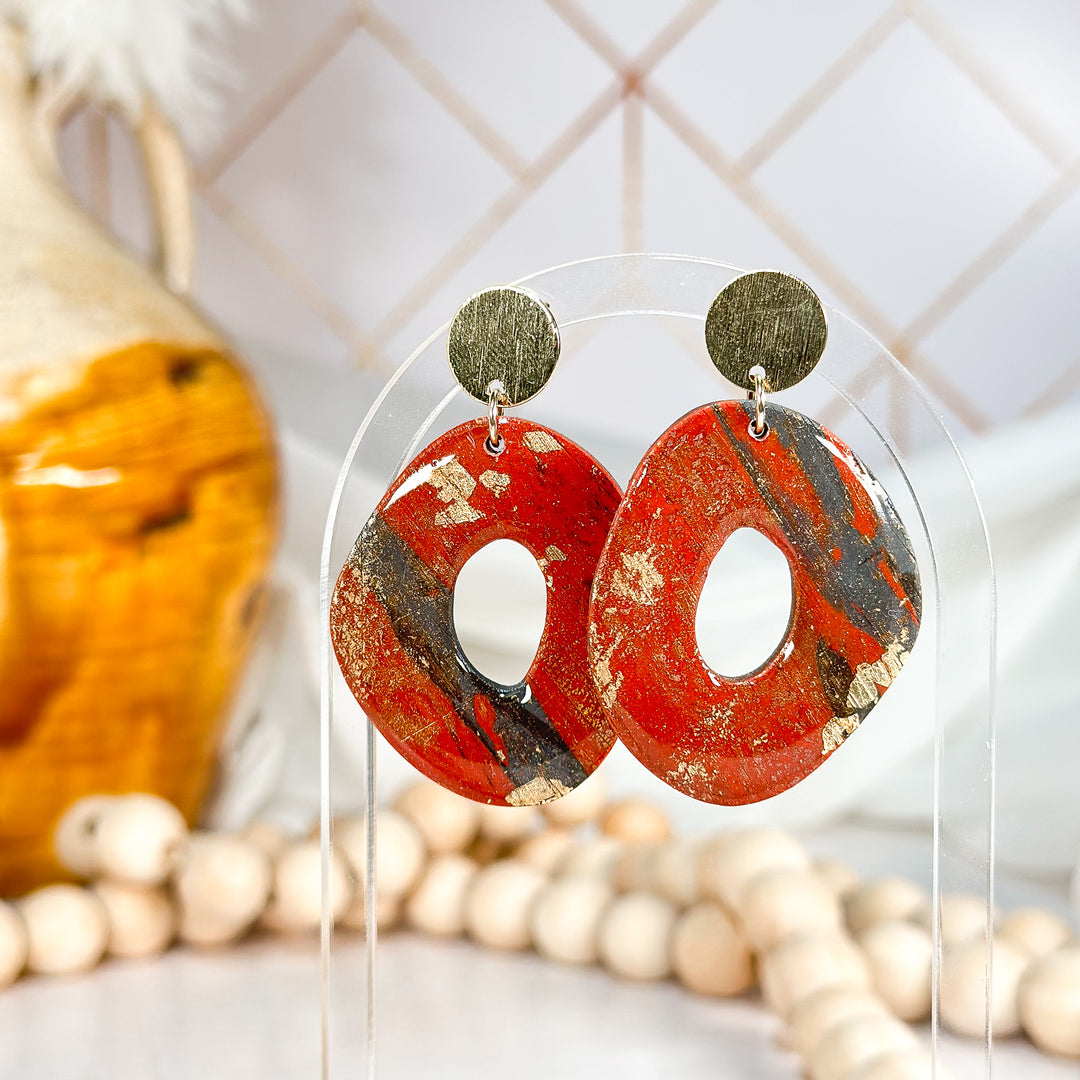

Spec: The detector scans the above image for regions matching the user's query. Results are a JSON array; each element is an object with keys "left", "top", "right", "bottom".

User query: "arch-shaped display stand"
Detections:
[{"left": 319, "top": 255, "right": 995, "bottom": 1079}]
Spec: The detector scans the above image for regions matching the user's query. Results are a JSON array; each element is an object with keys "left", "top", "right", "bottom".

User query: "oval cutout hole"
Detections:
[
  {"left": 696, "top": 528, "right": 793, "bottom": 678},
  {"left": 454, "top": 539, "right": 547, "bottom": 686}
]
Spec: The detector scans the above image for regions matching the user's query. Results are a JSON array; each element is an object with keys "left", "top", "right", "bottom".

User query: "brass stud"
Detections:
[
  {"left": 448, "top": 286, "right": 560, "bottom": 406},
  {"left": 705, "top": 270, "right": 827, "bottom": 393}
]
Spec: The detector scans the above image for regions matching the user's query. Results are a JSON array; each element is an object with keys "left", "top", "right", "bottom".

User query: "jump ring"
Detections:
[
  {"left": 747, "top": 365, "right": 769, "bottom": 440},
  {"left": 485, "top": 380, "right": 507, "bottom": 456}
]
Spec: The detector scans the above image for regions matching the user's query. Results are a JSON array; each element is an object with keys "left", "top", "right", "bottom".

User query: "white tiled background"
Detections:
[{"left": 60, "top": 0, "right": 1080, "bottom": 443}]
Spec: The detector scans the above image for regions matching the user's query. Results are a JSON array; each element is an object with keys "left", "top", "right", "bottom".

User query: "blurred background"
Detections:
[{"left": 1, "top": 1, "right": 1079, "bottom": 1077}]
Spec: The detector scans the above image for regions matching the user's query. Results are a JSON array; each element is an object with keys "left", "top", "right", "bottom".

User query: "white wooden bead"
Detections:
[
  {"left": 699, "top": 829, "right": 810, "bottom": 911},
  {"left": 0, "top": 901, "right": 28, "bottom": 988},
  {"left": 650, "top": 839, "right": 702, "bottom": 908},
  {"left": 393, "top": 781, "right": 479, "bottom": 854},
  {"left": 670, "top": 901, "right": 754, "bottom": 997},
  {"left": 239, "top": 820, "right": 290, "bottom": 859},
  {"left": 940, "top": 935, "right": 1029, "bottom": 1038},
  {"left": 260, "top": 839, "right": 353, "bottom": 935},
  {"left": 53, "top": 795, "right": 116, "bottom": 879},
  {"left": 761, "top": 929, "right": 872, "bottom": 1017},
  {"left": 597, "top": 891, "right": 677, "bottom": 981},
  {"left": 859, "top": 921, "right": 933, "bottom": 1021},
  {"left": 464, "top": 860, "right": 547, "bottom": 951},
  {"left": 919, "top": 893, "right": 989, "bottom": 947},
  {"left": 19, "top": 885, "right": 109, "bottom": 975},
  {"left": 515, "top": 829, "right": 575, "bottom": 874},
  {"left": 476, "top": 803, "right": 540, "bottom": 844},
  {"left": 808, "top": 1014, "right": 919, "bottom": 1080},
  {"left": 613, "top": 843, "right": 660, "bottom": 893},
  {"left": 336, "top": 810, "right": 426, "bottom": 900},
  {"left": 174, "top": 834, "right": 273, "bottom": 947},
  {"left": 696, "top": 832, "right": 742, "bottom": 902},
  {"left": 785, "top": 986, "right": 888, "bottom": 1058},
  {"left": 531, "top": 876, "right": 614, "bottom": 965},
  {"left": 341, "top": 890, "right": 402, "bottom": 934},
  {"left": 540, "top": 771, "right": 607, "bottom": 827},
  {"left": 92, "top": 881, "right": 176, "bottom": 959},
  {"left": 846, "top": 878, "right": 930, "bottom": 937},
  {"left": 404, "top": 854, "right": 478, "bottom": 937},
  {"left": 557, "top": 837, "right": 622, "bottom": 880},
  {"left": 999, "top": 907, "right": 1073, "bottom": 959},
  {"left": 739, "top": 867, "right": 842, "bottom": 951},
  {"left": 599, "top": 799, "right": 671, "bottom": 844},
  {"left": 815, "top": 858, "right": 861, "bottom": 901},
  {"left": 1018, "top": 945, "right": 1080, "bottom": 1058},
  {"left": 847, "top": 1047, "right": 934, "bottom": 1080},
  {"left": 95, "top": 794, "right": 188, "bottom": 887}
]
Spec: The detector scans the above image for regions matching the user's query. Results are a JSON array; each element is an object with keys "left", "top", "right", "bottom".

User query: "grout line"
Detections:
[
  {"left": 645, "top": 83, "right": 900, "bottom": 345},
  {"left": 1020, "top": 357, "right": 1080, "bottom": 418},
  {"left": 365, "top": 10, "right": 530, "bottom": 179},
  {"left": 622, "top": 94, "right": 645, "bottom": 252},
  {"left": 738, "top": 2, "right": 908, "bottom": 175},
  {"left": 197, "top": 8, "right": 361, "bottom": 184},
  {"left": 542, "top": 0, "right": 630, "bottom": 71},
  {"left": 634, "top": 0, "right": 724, "bottom": 74},
  {"left": 367, "top": 83, "right": 624, "bottom": 355},
  {"left": 905, "top": 0, "right": 1073, "bottom": 172},
  {"left": 645, "top": 83, "right": 991, "bottom": 430},
  {"left": 899, "top": 160, "right": 1080, "bottom": 348},
  {"left": 199, "top": 185, "right": 373, "bottom": 360}
]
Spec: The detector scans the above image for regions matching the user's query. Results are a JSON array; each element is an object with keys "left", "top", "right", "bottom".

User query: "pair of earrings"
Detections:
[{"left": 330, "top": 271, "right": 922, "bottom": 808}]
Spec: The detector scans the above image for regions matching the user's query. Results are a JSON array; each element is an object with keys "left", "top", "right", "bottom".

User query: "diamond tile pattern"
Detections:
[{"left": 62, "top": 0, "right": 1080, "bottom": 436}]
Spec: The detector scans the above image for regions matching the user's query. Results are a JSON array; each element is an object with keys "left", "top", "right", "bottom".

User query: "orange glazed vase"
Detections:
[{"left": 0, "top": 27, "right": 278, "bottom": 895}]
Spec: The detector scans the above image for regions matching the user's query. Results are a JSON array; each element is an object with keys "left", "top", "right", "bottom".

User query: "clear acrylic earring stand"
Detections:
[{"left": 319, "top": 254, "right": 995, "bottom": 1079}]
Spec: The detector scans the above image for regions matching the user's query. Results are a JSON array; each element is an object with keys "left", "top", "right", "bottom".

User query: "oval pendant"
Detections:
[
  {"left": 589, "top": 400, "right": 921, "bottom": 805},
  {"left": 331, "top": 418, "right": 621, "bottom": 805}
]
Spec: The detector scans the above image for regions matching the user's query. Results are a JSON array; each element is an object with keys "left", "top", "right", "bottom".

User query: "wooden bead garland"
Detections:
[
  {"left": 531, "top": 876, "right": 614, "bottom": 965},
  {"left": 1019, "top": 946, "right": 1080, "bottom": 1058},
  {"left": 761, "top": 929, "right": 872, "bottom": 1018},
  {"left": 785, "top": 986, "right": 889, "bottom": 1059},
  {"left": 174, "top": 834, "right": 273, "bottom": 947},
  {"left": 940, "top": 935, "right": 1029, "bottom": 1038},
  {"left": 670, "top": 901, "right": 754, "bottom": 997},
  {"left": 464, "top": 860, "right": 547, "bottom": 950},
  {"left": 94, "top": 794, "right": 189, "bottom": 887},
  {"left": 739, "top": 866, "right": 843, "bottom": 951},
  {"left": 699, "top": 828, "right": 811, "bottom": 910},
  {"left": 393, "top": 781, "right": 480, "bottom": 855},
  {"left": 260, "top": 839, "right": 353, "bottom": 935},
  {"left": 19, "top": 884, "right": 109, "bottom": 975},
  {"left": 999, "top": 907, "right": 1073, "bottom": 959},
  {"left": 0, "top": 779, "right": 1068, "bottom": 1078},
  {"left": 597, "top": 892, "right": 678, "bottom": 981},
  {"left": 404, "top": 854, "right": 478, "bottom": 938},
  {"left": 845, "top": 878, "right": 930, "bottom": 937},
  {"left": 0, "top": 901, "right": 28, "bottom": 989},
  {"left": 808, "top": 1014, "right": 919, "bottom": 1080},
  {"left": 858, "top": 922, "right": 933, "bottom": 1022},
  {"left": 92, "top": 881, "right": 177, "bottom": 959}
]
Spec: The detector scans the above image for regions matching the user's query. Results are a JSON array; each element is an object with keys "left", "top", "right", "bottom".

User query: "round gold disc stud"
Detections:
[
  {"left": 448, "top": 286, "right": 560, "bottom": 406},
  {"left": 705, "top": 270, "right": 827, "bottom": 393}
]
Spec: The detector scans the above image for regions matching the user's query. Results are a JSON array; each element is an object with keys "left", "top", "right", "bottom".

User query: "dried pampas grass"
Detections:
[{"left": 1, "top": 0, "right": 246, "bottom": 142}]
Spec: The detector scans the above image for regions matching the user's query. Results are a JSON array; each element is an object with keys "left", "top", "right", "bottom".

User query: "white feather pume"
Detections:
[{"left": 1, "top": 0, "right": 246, "bottom": 141}]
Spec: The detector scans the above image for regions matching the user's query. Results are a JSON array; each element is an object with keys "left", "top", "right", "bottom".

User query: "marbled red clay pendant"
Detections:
[
  {"left": 589, "top": 399, "right": 921, "bottom": 805},
  {"left": 331, "top": 417, "right": 621, "bottom": 805}
]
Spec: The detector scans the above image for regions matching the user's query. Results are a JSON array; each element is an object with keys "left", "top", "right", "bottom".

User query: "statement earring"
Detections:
[
  {"left": 331, "top": 287, "right": 621, "bottom": 806},
  {"left": 589, "top": 271, "right": 921, "bottom": 805}
]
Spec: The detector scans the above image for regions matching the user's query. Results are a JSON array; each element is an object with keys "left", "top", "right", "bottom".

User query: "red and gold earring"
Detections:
[
  {"left": 331, "top": 287, "right": 621, "bottom": 805},
  {"left": 589, "top": 271, "right": 921, "bottom": 805}
]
